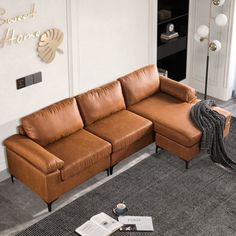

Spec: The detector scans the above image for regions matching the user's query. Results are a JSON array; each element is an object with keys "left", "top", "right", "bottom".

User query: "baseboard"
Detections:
[{"left": 0, "top": 168, "right": 10, "bottom": 182}]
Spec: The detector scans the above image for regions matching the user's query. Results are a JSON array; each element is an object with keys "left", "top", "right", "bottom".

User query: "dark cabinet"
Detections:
[{"left": 157, "top": 0, "right": 189, "bottom": 81}]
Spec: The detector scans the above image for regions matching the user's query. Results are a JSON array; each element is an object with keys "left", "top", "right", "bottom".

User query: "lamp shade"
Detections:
[
  {"left": 194, "top": 33, "right": 202, "bottom": 42},
  {"left": 212, "top": 0, "right": 225, "bottom": 6},
  {"left": 197, "top": 25, "right": 209, "bottom": 38},
  {"left": 209, "top": 40, "right": 222, "bottom": 52},
  {"left": 215, "top": 14, "right": 228, "bottom": 26}
]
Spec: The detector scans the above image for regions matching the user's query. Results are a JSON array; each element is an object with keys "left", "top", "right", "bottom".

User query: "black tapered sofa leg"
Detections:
[
  {"left": 46, "top": 198, "right": 58, "bottom": 212},
  {"left": 11, "top": 175, "right": 14, "bottom": 183},
  {"left": 106, "top": 168, "right": 110, "bottom": 176},
  {"left": 185, "top": 160, "right": 189, "bottom": 170},
  {"left": 156, "top": 145, "right": 161, "bottom": 154},
  {"left": 110, "top": 166, "right": 114, "bottom": 175},
  {"left": 47, "top": 202, "right": 52, "bottom": 212}
]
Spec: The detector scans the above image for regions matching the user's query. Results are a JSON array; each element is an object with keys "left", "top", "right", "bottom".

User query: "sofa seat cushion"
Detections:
[
  {"left": 129, "top": 93, "right": 201, "bottom": 147},
  {"left": 86, "top": 110, "right": 153, "bottom": 152},
  {"left": 45, "top": 129, "right": 111, "bottom": 180}
]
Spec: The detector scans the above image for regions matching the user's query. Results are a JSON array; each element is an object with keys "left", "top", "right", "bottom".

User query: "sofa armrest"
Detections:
[
  {"left": 212, "top": 106, "right": 231, "bottom": 124},
  {"left": 4, "top": 135, "right": 64, "bottom": 174},
  {"left": 159, "top": 75, "right": 197, "bottom": 103}
]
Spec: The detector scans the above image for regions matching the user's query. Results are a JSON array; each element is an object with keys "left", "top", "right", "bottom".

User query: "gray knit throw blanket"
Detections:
[{"left": 190, "top": 100, "right": 236, "bottom": 171}]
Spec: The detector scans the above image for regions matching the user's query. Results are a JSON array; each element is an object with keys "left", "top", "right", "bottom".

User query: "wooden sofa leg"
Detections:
[
  {"left": 11, "top": 175, "right": 14, "bottom": 183},
  {"left": 185, "top": 160, "right": 189, "bottom": 170}
]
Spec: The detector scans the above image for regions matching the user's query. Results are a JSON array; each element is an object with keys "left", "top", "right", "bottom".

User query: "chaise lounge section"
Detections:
[
  {"left": 119, "top": 65, "right": 231, "bottom": 168},
  {"left": 4, "top": 65, "right": 231, "bottom": 211}
]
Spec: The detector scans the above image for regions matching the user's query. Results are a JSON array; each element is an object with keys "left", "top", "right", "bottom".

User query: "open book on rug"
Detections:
[
  {"left": 75, "top": 212, "right": 123, "bottom": 236},
  {"left": 118, "top": 216, "right": 154, "bottom": 232}
]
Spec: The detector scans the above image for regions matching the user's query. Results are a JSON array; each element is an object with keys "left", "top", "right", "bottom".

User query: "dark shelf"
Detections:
[
  {"left": 158, "top": 51, "right": 187, "bottom": 81},
  {"left": 157, "top": 0, "right": 189, "bottom": 81},
  {"left": 157, "top": 36, "right": 187, "bottom": 61},
  {"left": 158, "top": 13, "right": 188, "bottom": 26}
]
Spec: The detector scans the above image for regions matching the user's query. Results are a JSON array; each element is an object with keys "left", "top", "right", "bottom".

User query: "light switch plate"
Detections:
[{"left": 16, "top": 72, "right": 42, "bottom": 90}]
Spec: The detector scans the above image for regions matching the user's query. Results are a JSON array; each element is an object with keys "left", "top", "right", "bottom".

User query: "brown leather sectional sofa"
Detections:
[{"left": 4, "top": 65, "right": 231, "bottom": 211}]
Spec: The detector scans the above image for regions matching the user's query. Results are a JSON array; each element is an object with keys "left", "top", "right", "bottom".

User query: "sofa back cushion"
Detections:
[
  {"left": 22, "top": 98, "right": 83, "bottom": 146},
  {"left": 76, "top": 81, "right": 126, "bottom": 126},
  {"left": 118, "top": 64, "right": 160, "bottom": 107}
]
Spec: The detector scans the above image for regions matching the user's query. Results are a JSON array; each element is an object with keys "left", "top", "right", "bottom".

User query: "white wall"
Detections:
[
  {"left": 0, "top": 0, "right": 70, "bottom": 126},
  {"left": 0, "top": 0, "right": 70, "bottom": 173},
  {"left": 0, "top": 0, "right": 157, "bottom": 179},
  {"left": 74, "top": 0, "right": 156, "bottom": 93}
]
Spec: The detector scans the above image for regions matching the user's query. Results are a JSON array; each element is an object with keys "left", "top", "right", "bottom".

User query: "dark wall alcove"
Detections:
[{"left": 157, "top": 0, "right": 189, "bottom": 81}]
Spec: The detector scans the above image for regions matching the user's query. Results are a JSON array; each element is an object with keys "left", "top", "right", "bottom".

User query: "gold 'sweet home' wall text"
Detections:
[{"left": 0, "top": 4, "right": 40, "bottom": 48}]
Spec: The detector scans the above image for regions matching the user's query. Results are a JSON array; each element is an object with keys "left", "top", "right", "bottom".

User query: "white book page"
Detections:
[
  {"left": 91, "top": 212, "right": 123, "bottom": 233},
  {"left": 118, "top": 216, "right": 154, "bottom": 231},
  {"left": 75, "top": 220, "right": 108, "bottom": 236}
]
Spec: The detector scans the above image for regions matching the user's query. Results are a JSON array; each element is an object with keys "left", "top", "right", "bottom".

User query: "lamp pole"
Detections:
[
  {"left": 204, "top": 0, "right": 212, "bottom": 100},
  {"left": 195, "top": 0, "right": 227, "bottom": 100},
  {"left": 204, "top": 55, "right": 210, "bottom": 100}
]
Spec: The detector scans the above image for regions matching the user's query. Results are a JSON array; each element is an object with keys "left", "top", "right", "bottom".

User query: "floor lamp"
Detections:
[{"left": 194, "top": 0, "right": 228, "bottom": 100}]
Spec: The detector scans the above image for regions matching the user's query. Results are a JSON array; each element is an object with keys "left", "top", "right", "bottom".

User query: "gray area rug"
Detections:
[{"left": 17, "top": 118, "right": 236, "bottom": 236}]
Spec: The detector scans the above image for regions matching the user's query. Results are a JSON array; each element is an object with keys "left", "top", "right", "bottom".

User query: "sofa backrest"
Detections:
[
  {"left": 21, "top": 98, "right": 84, "bottom": 146},
  {"left": 76, "top": 81, "right": 126, "bottom": 126},
  {"left": 118, "top": 64, "right": 160, "bottom": 107}
]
